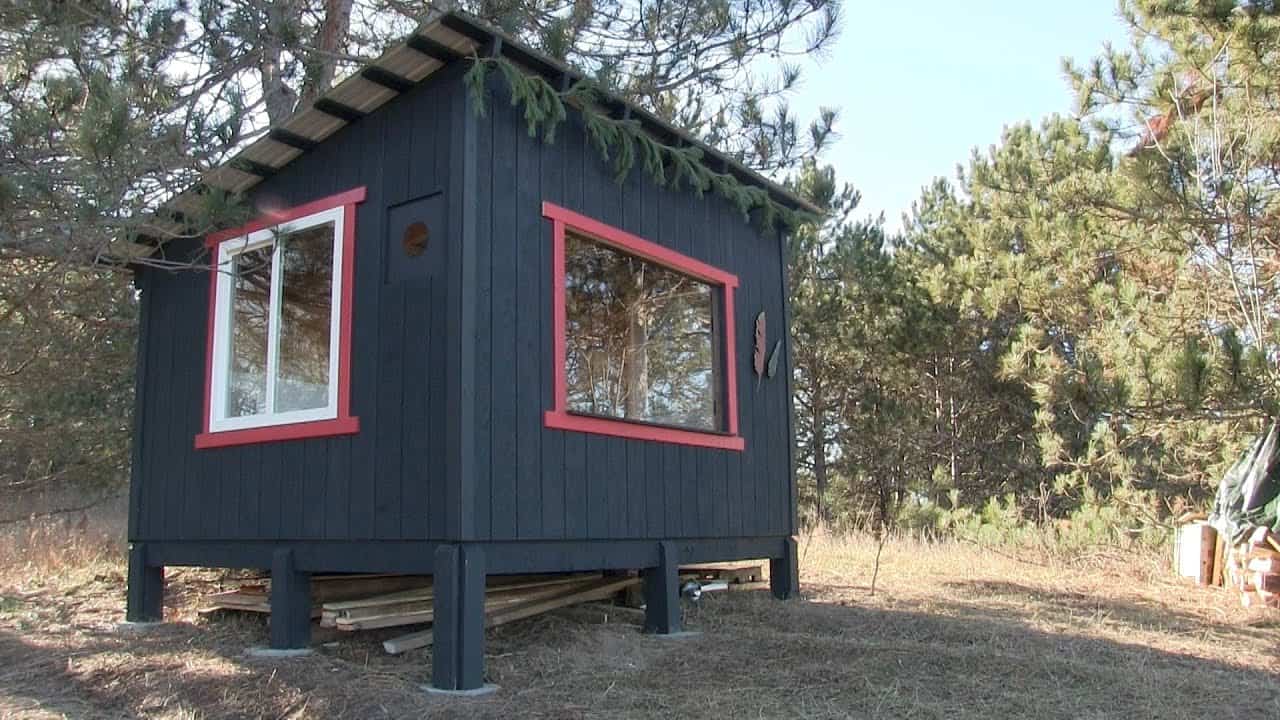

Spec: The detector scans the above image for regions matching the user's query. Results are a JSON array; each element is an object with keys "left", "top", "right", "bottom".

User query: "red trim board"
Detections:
[
  {"left": 544, "top": 411, "right": 745, "bottom": 451},
  {"left": 195, "top": 418, "right": 360, "bottom": 450},
  {"left": 542, "top": 201, "right": 743, "bottom": 451},
  {"left": 204, "top": 187, "right": 368, "bottom": 246},
  {"left": 195, "top": 187, "right": 366, "bottom": 449}
]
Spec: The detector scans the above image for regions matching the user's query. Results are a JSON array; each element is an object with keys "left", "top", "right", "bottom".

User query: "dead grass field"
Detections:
[{"left": 1, "top": 524, "right": 1278, "bottom": 719}]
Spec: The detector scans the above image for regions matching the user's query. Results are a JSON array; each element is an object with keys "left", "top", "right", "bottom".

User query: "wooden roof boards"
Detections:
[{"left": 137, "top": 10, "right": 816, "bottom": 250}]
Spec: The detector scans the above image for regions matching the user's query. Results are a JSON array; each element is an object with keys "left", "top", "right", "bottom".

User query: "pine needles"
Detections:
[{"left": 463, "top": 54, "right": 809, "bottom": 231}]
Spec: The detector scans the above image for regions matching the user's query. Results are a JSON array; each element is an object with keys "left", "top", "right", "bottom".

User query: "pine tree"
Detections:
[{"left": 897, "top": 1, "right": 1280, "bottom": 522}]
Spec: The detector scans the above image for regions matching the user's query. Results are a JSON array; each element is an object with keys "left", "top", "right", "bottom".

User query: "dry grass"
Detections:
[{"left": 2, "top": 523, "right": 1279, "bottom": 719}]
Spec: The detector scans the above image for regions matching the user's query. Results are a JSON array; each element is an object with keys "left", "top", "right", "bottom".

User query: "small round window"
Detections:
[{"left": 403, "top": 221, "right": 428, "bottom": 257}]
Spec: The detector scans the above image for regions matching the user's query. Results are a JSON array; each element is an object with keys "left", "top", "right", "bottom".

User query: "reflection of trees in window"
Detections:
[
  {"left": 228, "top": 246, "right": 272, "bottom": 417},
  {"left": 224, "top": 221, "right": 335, "bottom": 418},
  {"left": 564, "top": 233, "right": 718, "bottom": 431},
  {"left": 276, "top": 224, "right": 333, "bottom": 412}
]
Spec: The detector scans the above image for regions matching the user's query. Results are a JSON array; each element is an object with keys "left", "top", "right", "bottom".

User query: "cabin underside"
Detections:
[{"left": 126, "top": 536, "right": 800, "bottom": 691}]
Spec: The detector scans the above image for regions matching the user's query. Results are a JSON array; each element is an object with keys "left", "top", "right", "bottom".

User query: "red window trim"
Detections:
[
  {"left": 194, "top": 187, "right": 366, "bottom": 449},
  {"left": 542, "top": 201, "right": 744, "bottom": 452}
]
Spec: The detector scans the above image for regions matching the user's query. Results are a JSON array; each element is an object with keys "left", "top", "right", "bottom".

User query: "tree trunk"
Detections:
[
  {"left": 812, "top": 381, "right": 829, "bottom": 525},
  {"left": 299, "top": 0, "right": 355, "bottom": 107},
  {"left": 622, "top": 272, "right": 649, "bottom": 419},
  {"left": 948, "top": 355, "right": 960, "bottom": 491},
  {"left": 259, "top": 2, "right": 300, "bottom": 127}
]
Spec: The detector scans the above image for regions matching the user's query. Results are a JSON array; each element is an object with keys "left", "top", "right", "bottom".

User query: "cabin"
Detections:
[{"left": 125, "top": 11, "right": 809, "bottom": 692}]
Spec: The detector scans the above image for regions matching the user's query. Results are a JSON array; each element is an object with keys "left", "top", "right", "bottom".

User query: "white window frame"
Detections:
[{"left": 207, "top": 205, "right": 346, "bottom": 433}]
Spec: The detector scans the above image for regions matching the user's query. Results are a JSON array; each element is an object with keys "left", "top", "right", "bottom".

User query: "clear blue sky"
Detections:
[{"left": 789, "top": 1, "right": 1131, "bottom": 233}]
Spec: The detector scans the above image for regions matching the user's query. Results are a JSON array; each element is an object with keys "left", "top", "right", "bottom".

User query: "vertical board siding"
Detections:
[
  {"left": 538, "top": 116, "right": 567, "bottom": 540},
  {"left": 488, "top": 74, "right": 519, "bottom": 542},
  {"left": 606, "top": 438, "right": 627, "bottom": 537},
  {"left": 346, "top": 107, "right": 384, "bottom": 542},
  {"left": 400, "top": 279, "right": 431, "bottom": 539},
  {"left": 515, "top": 116, "right": 543, "bottom": 539},
  {"left": 302, "top": 439, "right": 327, "bottom": 539},
  {"left": 468, "top": 86, "right": 796, "bottom": 543},
  {"left": 374, "top": 283, "right": 406, "bottom": 538},
  {"left": 131, "top": 70, "right": 463, "bottom": 544},
  {"left": 472, "top": 80, "right": 494, "bottom": 542},
  {"left": 325, "top": 437, "right": 351, "bottom": 539},
  {"left": 280, "top": 442, "right": 305, "bottom": 538},
  {"left": 131, "top": 65, "right": 794, "bottom": 550}
]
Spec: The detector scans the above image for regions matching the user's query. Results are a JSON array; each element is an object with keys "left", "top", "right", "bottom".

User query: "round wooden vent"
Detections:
[{"left": 403, "top": 221, "right": 429, "bottom": 257}]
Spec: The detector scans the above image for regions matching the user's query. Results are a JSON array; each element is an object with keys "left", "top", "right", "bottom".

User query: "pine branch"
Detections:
[{"left": 464, "top": 54, "right": 812, "bottom": 231}]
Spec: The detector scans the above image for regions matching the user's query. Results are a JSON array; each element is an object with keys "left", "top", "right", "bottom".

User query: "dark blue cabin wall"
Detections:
[
  {"left": 467, "top": 82, "right": 796, "bottom": 543},
  {"left": 776, "top": 223, "right": 800, "bottom": 537},
  {"left": 129, "top": 64, "right": 472, "bottom": 546},
  {"left": 126, "top": 268, "right": 152, "bottom": 542}
]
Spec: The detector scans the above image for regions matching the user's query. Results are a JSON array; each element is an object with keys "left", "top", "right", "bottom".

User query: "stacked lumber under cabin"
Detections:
[
  {"left": 1175, "top": 519, "right": 1280, "bottom": 609},
  {"left": 199, "top": 563, "right": 768, "bottom": 653},
  {"left": 199, "top": 574, "right": 432, "bottom": 617},
  {"left": 322, "top": 573, "right": 607, "bottom": 632}
]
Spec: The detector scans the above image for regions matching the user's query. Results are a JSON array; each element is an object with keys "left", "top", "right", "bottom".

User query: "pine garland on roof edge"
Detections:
[{"left": 462, "top": 55, "right": 815, "bottom": 231}]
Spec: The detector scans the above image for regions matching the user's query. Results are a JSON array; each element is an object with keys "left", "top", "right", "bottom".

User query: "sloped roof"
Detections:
[{"left": 140, "top": 10, "right": 817, "bottom": 248}]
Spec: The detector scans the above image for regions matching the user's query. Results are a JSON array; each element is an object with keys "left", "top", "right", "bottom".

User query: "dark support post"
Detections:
[
  {"left": 432, "top": 544, "right": 487, "bottom": 691},
  {"left": 643, "top": 541, "right": 681, "bottom": 634},
  {"left": 125, "top": 543, "right": 164, "bottom": 622},
  {"left": 770, "top": 536, "right": 800, "bottom": 600},
  {"left": 269, "top": 548, "right": 312, "bottom": 650}
]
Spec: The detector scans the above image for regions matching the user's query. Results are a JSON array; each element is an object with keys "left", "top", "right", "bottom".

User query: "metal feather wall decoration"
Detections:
[
  {"left": 767, "top": 339, "right": 782, "bottom": 379},
  {"left": 753, "top": 310, "right": 766, "bottom": 385}
]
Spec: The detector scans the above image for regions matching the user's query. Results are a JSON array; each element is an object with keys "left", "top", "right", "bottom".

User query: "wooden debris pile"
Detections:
[
  {"left": 1176, "top": 518, "right": 1280, "bottom": 609},
  {"left": 199, "top": 563, "right": 766, "bottom": 653},
  {"left": 1223, "top": 527, "right": 1280, "bottom": 609},
  {"left": 200, "top": 574, "right": 432, "bottom": 616}
]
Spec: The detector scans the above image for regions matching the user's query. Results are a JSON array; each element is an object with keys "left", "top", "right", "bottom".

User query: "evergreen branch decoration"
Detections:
[
  {"left": 464, "top": 53, "right": 568, "bottom": 142},
  {"left": 463, "top": 54, "right": 812, "bottom": 230}
]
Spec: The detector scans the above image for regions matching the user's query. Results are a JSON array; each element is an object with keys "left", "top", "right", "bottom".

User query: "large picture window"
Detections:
[
  {"left": 196, "top": 188, "right": 364, "bottom": 448},
  {"left": 565, "top": 233, "right": 720, "bottom": 430},
  {"left": 543, "top": 202, "right": 743, "bottom": 451}
]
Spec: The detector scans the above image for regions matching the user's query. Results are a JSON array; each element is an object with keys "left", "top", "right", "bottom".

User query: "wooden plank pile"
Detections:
[
  {"left": 381, "top": 575, "right": 643, "bottom": 654},
  {"left": 199, "top": 574, "right": 432, "bottom": 616},
  {"left": 199, "top": 563, "right": 768, "bottom": 652},
  {"left": 322, "top": 573, "right": 604, "bottom": 632},
  {"left": 200, "top": 571, "right": 644, "bottom": 654},
  {"left": 1223, "top": 526, "right": 1280, "bottom": 609},
  {"left": 1175, "top": 519, "right": 1280, "bottom": 609},
  {"left": 680, "top": 562, "right": 765, "bottom": 586}
]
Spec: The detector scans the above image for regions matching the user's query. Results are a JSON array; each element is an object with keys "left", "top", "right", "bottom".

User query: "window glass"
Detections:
[
  {"left": 226, "top": 246, "right": 273, "bottom": 418},
  {"left": 275, "top": 222, "right": 334, "bottom": 413},
  {"left": 564, "top": 232, "right": 719, "bottom": 431}
]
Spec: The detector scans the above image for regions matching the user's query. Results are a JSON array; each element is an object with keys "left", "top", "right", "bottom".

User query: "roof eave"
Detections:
[{"left": 138, "top": 10, "right": 820, "bottom": 252}]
